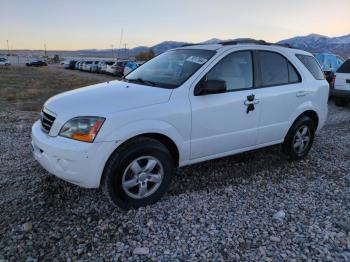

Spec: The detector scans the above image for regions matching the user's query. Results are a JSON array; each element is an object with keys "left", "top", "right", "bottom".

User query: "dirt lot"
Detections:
[
  {"left": 0, "top": 66, "right": 349, "bottom": 261},
  {"left": 0, "top": 65, "right": 115, "bottom": 111}
]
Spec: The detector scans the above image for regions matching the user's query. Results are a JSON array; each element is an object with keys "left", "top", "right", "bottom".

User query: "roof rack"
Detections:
[
  {"left": 181, "top": 39, "right": 293, "bottom": 49},
  {"left": 219, "top": 39, "right": 293, "bottom": 48},
  {"left": 181, "top": 43, "right": 206, "bottom": 47},
  {"left": 219, "top": 39, "right": 266, "bottom": 45}
]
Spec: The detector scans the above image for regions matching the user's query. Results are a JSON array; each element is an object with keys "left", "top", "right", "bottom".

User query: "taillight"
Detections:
[{"left": 330, "top": 75, "right": 336, "bottom": 89}]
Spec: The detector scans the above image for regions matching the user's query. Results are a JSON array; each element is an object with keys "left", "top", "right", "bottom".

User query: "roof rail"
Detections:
[
  {"left": 219, "top": 39, "right": 293, "bottom": 48},
  {"left": 181, "top": 43, "right": 204, "bottom": 47},
  {"left": 181, "top": 39, "right": 294, "bottom": 48},
  {"left": 219, "top": 39, "right": 267, "bottom": 45}
]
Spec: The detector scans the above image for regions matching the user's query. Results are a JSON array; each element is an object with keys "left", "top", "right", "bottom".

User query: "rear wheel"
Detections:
[
  {"left": 334, "top": 97, "right": 349, "bottom": 107},
  {"left": 102, "top": 137, "right": 174, "bottom": 209},
  {"left": 282, "top": 116, "right": 315, "bottom": 160}
]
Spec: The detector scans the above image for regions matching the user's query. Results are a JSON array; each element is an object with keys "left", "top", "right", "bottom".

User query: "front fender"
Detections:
[{"left": 99, "top": 120, "right": 190, "bottom": 163}]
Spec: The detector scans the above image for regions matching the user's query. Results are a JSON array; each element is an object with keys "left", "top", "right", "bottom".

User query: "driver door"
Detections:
[{"left": 190, "top": 51, "right": 260, "bottom": 159}]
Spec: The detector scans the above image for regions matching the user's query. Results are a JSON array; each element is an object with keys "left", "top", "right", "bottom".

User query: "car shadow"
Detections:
[{"left": 168, "top": 144, "right": 295, "bottom": 196}]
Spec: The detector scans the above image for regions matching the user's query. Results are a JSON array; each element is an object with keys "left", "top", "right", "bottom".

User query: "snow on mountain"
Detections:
[
  {"left": 330, "top": 34, "right": 350, "bottom": 44},
  {"left": 278, "top": 34, "right": 350, "bottom": 57},
  {"left": 73, "top": 33, "right": 350, "bottom": 58}
]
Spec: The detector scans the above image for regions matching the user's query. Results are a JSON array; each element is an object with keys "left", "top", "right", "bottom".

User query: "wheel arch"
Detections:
[
  {"left": 294, "top": 110, "right": 319, "bottom": 130},
  {"left": 100, "top": 132, "right": 181, "bottom": 187}
]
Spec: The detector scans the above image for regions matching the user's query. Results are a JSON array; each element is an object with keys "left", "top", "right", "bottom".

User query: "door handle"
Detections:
[
  {"left": 244, "top": 99, "right": 260, "bottom": 105},
  {"left": 296, "top": 91, "right": 309, "bottom": 97}
]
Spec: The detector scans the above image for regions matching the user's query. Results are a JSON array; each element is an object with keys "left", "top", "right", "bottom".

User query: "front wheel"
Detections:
[
  {"left": 282, "top": 116, "right": 315, "bottom": 161},
  {"left": 102, "top": 137, "right": 174, "bottom": 209}
]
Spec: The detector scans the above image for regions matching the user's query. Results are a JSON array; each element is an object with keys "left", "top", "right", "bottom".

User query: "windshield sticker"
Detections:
[{"left": 186, "top": 56, "right": 208, "bottom": 65}]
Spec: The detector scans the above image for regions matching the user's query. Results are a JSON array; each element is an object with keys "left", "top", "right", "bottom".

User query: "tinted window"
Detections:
[
  {"left": 337, "top": 59, "right": 350, "bottom": 73},
  {"left": 296, "top": 54, "right": 325, "bottom": 80},
  {"left": 288, "top": 63, "right": 301, "bottom": 83},
  {"left": 259, "top": 51, "right": 289, "bottom": 86},
  {"left": 206, "top": 51, "right": 253, "bottom": 91}
]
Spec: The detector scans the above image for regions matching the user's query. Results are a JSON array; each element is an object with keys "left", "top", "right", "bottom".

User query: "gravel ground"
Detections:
[{"left": 0, "top": 101, "right": 349, "bottom": 261}]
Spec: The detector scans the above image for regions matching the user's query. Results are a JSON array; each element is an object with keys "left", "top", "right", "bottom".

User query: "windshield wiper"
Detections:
[{"left": 127, "top": 78, "right": 157, "bottom": 87}]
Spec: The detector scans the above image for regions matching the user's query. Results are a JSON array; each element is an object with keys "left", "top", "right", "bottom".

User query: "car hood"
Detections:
[{"left": 44, "top": 80, "right": 172, "bottom": 119}]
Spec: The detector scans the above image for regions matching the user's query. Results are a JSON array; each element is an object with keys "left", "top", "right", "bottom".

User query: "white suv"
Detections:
[
  {"left": 332, "top": 58, "right": 350, "bottom": 107},
  {"left": 31, "top": 40, "right": 329, "bottom": 209}
]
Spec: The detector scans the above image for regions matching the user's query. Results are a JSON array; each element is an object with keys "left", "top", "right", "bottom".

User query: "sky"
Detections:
[{"left": 1, "top": 0, "right": 349, "bottom": 50}]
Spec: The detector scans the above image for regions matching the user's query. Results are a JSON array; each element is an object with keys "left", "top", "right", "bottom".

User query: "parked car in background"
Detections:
[
  {"left": 105, "top": 61, "right": 119, "bottom": 75},
  {"left": 96, "top": 61, "right": 106, "bottom": 73},
  {"left": 0, "top": 57, "right": 11, "bottom": 66},
  {"left": 106, "top": 61, "right": 133, "bottom": 76},
  {"left": 79, "top": 61, "right": 85, "bottom": 70},
  {"left": 101, "top": 61, "right": 115, "bottom": 73},
  {"left": 63, "top": 60, "right": 71, "bottom": 69},
  {"left": 332, "top": 58, "right": 350, "bottom": 107},
  {"left": 32, "top": 41, "right": 328, "bottom": 209},
  {"left": 26, "top": 60, "right": 48, "bottom": 67},
  {"left": 314, "top": 53, "right": 344, "bottom": 84},
  {"left": 123, "top": 61, "right": 138, "bottom": 76},
  {"left": 90, "top": 61, "right": 100, "bottom": 72},
  {"left": 64, "top": 60, "right": 77, "bottom": 69},
  {"left": 82, "top": 61, "right": 93, "bottom": 71}
]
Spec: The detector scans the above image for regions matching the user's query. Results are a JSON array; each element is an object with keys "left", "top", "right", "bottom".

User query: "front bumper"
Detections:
[
  {"left": 31, "top": 120, "right": 117, "bottom": 188},
  {"left": 331, "top": 89, "right": 350, "bottom": 99}
]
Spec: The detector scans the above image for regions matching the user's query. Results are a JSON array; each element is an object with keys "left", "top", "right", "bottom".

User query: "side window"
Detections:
[
  {"left": 259, "top": 51, "right": 289, "bottom": 86},
  {"left": 288, "top": 63, "right": 301, "bottom": 83},
  {"left": 296, "top": 54, "right": 325, "bottom": 80},
  {"left": 206, "top": 51, "right": 253, "bottom": 91},
  {"left": 337, "top": 59, "right": 350, "bottom": 73}
]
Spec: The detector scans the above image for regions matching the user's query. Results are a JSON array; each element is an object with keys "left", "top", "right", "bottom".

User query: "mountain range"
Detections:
[
  {"left": 76, "top": 34, "right": 350, "bottom": 58},
  {"left": 2, "top": 34, "right": 349, "bottom": 59}
]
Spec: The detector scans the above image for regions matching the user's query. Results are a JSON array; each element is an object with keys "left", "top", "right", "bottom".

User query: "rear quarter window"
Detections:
[
  {"left": 296, "top": 54, "right": 325, "bottom": 80},
  {"left": 337, "top": 60, "right": 350, "bottom": 73}
]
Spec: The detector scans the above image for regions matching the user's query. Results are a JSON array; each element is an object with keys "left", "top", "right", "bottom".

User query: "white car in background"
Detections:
[
  {"left": 82, "top": 61, "right": 93, "bottom": 71},
  {"left": 0, "top": 57, "right": 11, "bottom": 66},
  {"left": 101, "top": 61, "right": 115, "bottom": 74},
  {"left": 31, "top": 40, "right": 328, "bottom": 209},
  {"left": 332, "top": 58, "right": 350, "bottom": 107},
  {"left": 90, "top": 61, "right": 100, "bottom": 72}
]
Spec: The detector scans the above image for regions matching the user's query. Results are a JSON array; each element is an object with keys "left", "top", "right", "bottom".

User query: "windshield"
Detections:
[{"left": 125, "top": 49, "right": 216, "bottom": 88}]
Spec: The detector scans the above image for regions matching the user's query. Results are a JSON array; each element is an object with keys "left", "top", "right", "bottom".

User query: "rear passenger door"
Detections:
[{"left": 254, "top": 50, "right": 305, "bottom": 145}]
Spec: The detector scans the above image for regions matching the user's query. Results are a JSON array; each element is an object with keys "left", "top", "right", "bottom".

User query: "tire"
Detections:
[
  {"left": 282, "top": 116, "right": 315, "bottom": 161},
  {"left": 102, "top": 137, "right": 174, "bottom": 209},
  {"left": 334, "top": 97, "right": 349, "bottom": 107}
]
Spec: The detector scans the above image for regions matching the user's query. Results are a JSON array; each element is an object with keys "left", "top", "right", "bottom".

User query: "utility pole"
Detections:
[
  {"left": 111, "top": 44, "right": 115, "bottom": 60},
  {"left": 6, "top": 40, "right": 10, "bottom": 56},
  {"left": 124, "top": 43, "right": 127, "bottom": 59},
  {"left": 117, "top": 29, "right": 124, "bottom": 62},
  {"left": 44, "top": 43, "right": 47, "bottom": 57}
]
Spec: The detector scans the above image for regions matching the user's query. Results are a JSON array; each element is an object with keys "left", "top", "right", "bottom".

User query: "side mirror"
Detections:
[{"left": 194, "top": 79, "right": 227, "bottom": 96}]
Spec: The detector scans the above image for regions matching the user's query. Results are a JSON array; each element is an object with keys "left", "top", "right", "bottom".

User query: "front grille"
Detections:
[{"left": 41, "top": 110, "right": 56, "bottom": 133}]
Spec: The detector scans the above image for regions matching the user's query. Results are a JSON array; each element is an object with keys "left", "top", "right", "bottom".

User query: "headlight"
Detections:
[{"left": 59, "top": 117, "right": 105, "bottom": 143}]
